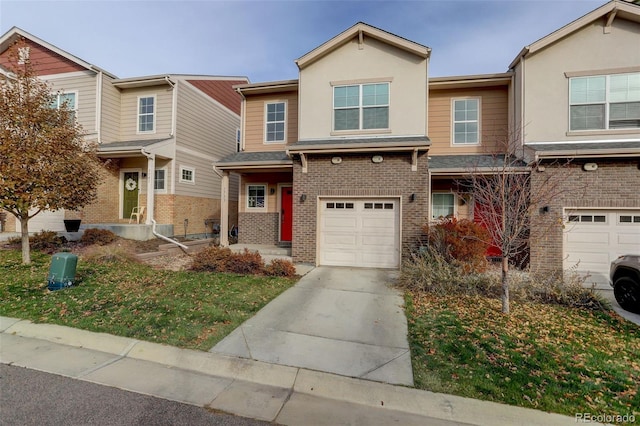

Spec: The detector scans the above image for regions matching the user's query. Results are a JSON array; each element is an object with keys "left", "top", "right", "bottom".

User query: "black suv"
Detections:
[{"left": 610, "top": 255, "right": 640, "bottom": 314}]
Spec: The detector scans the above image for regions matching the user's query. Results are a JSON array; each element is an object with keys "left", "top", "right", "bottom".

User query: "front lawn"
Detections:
[
  {"left": 0, "top": 250, "right": 296, "bottom": 350},
  {"left": 406, "top": 292, "right": 640, "bottom": 418}
]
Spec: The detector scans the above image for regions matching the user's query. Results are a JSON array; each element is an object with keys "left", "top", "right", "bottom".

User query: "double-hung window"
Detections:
[
  {"left": 569, "top": 72, "right": 640, "bottom": 131},
  {"left": 138, "top": 96, "right": 155, "bottom": 133},
  {"left": 247, "top": 184, "right": 266, "bottom": 210},
  {"left": 154, "top": 169, "right": 166, "bottom": 192},
  {"left": 432, "top": 193, "right": 455, "bottom": 219},
  {"left": 452, "top": 98, "right": 479, "bottom": 144},
  {"left": 333, "top": 82, "right": 389, "bottom": 131},
  {"left": 265, "top": 102, "right": 286, "bottom": 143},
  {"left": 51, "top": 92, "right": 77, "bottom": 121}
]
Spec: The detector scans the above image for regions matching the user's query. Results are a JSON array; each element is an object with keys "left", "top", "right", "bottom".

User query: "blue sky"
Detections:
[{"left": 1, "top": 0, "right": 604, "bottom": 83}]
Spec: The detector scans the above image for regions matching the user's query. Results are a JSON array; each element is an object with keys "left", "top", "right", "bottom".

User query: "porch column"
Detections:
[
  {"left": 220, "top": 171, "right": 229, "bottom": 246},
  {"left": 145, "top": 153, "right": 155, "bottom": 224}
]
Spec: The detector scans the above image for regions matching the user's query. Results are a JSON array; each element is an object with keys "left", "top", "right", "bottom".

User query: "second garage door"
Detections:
[
  {"left": 564, "top": 209, "right": 640, "bottom": 288},
  {"left": 318, "top": 199, "right": 400, "bottom": 268}
]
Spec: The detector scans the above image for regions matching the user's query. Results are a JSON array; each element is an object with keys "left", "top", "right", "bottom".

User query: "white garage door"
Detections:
[
  {"left": 18, "top": 209, "right": 66, "bottom": 233},
  {"left": 564, "top": 210, "right": 640, "bottom": 288},
  {"left": 318, "top": 199, "right": 400, "bottom": 268}
]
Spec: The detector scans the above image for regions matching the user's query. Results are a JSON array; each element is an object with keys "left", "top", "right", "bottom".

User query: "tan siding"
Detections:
[
  {"left": 243, "top": 91, "right": 298, "bottom": 152},
  {"left": 45, "top": 72, "right": 97, "bottom": 136},
  {"left": 119, "top": 86, "right": 173, "bottom": 140},
  {"left": 175, "top": 150, "right": 220, "bottom": 199},
  {"left": 428, "top": 86, "right": 508, "bottom": 155},
  {"left": 100, "top": 74, "right": 121, "bottom": 143},
  {"left": 175, "top": 81, "right": 240, "bottom": 159}
]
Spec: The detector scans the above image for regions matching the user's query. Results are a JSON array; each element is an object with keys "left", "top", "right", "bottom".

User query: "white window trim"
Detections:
[
  {"left": 431, "top": 192, "right": 457, "bottom": 220},
  {"left": 332, "top": 82, "right": 390, "bottom": 132},
  {"left": 568, "top": 72, "right": 640, "bottom": 132},
  {"left": 264, "top": 101, "right": 287, "bottom": 144},
  {"left": 137, "top": 95, "right": 157, "bottom": 134},
  {"left": 246, "top": 183, "right": 267, "bottom": 212},
  {"left": 179, "top": 165, "right": 195, "bottom": 185},
  {"left": 153, "top": 167, "right": 167, "bottom": 193},
  {"left": 451, "top": 97, "right": 481, "bottom": 146},
  {"left": 53, "top": 90, "right": 78, "bottom": 113}
]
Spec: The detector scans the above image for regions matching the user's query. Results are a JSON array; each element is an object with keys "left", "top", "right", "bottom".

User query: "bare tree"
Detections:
[
  {"left": 0, "top": 39, "right": 103, "bottom": 264},
  {"left": 459, "top": 135, "right": 580, "bottom": 314}
]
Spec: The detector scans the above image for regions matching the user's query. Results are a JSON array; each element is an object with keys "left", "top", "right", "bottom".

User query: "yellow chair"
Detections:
[{"left": 129, "top": 206, "right": 145, "bottom": 224}]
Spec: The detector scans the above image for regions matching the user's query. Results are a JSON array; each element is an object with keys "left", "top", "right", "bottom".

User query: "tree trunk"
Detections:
[
  {"left": 20, "top": 214, "right": 31, "bottom": 264},
  {"left": 501, "top": 256, "right": 510, "bottom": 314}
]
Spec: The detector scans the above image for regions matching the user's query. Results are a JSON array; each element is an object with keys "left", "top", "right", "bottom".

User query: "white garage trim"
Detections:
[
  {"left": 317, "top": 197, "right": 402, "bottom": 268},
  {"left": 19, "top": 209, "right": 66, "bottom": 233},
  {"left": 563, "top": 208, "right": 640, "bottom": 289}
]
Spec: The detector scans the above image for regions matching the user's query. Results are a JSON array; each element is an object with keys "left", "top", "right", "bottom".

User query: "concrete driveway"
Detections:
[{"left": 210, "top": 267, "right": 413, "bottom": 386}]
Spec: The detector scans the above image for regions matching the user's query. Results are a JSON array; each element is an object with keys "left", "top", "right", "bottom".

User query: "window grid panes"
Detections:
[
  {"left": 570, "top": 73, "right": 640, "bottom": 131},
  {"left": 180, "top": 167, "right": 194, "bottom": 183},
  {"left": 138, "top": 97, "right": 155, "bottom": 132},
  {"left": 334, "top": 83, "right": 389, "bottom": 131},
  {"left": 453, "top": 99, "right": 479, "bottom": 144},
  {"left": 248, "top": 185, "right": 266, "bottom": 209},
  {"left": 51, "top": 93, "right": 77, "bottom": 121},
  {"left": 432, "top": 193, "right": 455, "bottom": 219},
  {"left": 154, "top": 169, "right": 165, "bottom": 191},
  {"left": 265, "top": 102, "right": 285, "bottom": 142}
]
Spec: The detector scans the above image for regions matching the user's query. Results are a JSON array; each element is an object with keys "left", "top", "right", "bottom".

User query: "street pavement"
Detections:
[
  {"left": 1, "top": 363, "right": 268, "bottom": 426},
  {"left": 210, "top": 267, "right": 413, "bottom": 386},
  {"left": 1, "top": 316, "right": 581, "bottom": 425}
]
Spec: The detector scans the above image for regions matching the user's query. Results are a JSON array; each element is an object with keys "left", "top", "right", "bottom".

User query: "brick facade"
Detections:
[
  {"left": 292, "top": 152, "right": 429, "bottom": 264},
  {"left": 530, "top": 160, "right": 640, "bottom": 272},
  {"left": 238, "top": 212, "right": 280, "bottom": 244}
]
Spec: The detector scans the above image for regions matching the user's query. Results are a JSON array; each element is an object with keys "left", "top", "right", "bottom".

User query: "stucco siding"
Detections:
[
  {"left": 428, "top": 86, "right": 508, "bottom": 154},
  {"left": 243, "top": 91, "right": 299, "bottom": 152},
  {"left": 119, "top": 86, "right": 173, "bottom": 140},
  {"left": 522, "top": 18, "right": 640, "bottom": 143},
  {"left": 298, "top": 36, "right": 427, "bottom": 140}
]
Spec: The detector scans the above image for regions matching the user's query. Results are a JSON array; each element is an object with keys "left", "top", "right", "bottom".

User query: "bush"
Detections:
[
  {"left": 422, "top": 217, "right": 490, "bottom": 273},
  {"left": 30, "top": 230, "right": 67, "bottom": 253},
  {"left": 225, "top": 249, "right": 265, "bottom": 275},
  {"left": 190, "top": 246, "right": 234, "bottom": 272},
  {"left": 265, "top": 258, "right": 297, "bottom": 277},
  {"left": 80, "top": 228, "right": 118, "bottom": 246}
]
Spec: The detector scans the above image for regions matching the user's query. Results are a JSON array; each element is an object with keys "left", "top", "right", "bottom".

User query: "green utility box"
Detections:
[{"left": 47, "top": 252, "right": 78, "bottom": 291}]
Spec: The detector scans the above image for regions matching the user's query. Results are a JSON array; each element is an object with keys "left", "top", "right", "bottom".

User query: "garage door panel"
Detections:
[
  {"left": 566, "top": 230, "right": 610, "bottom": 244},
  {"left": 618, "top": 233, "right": 640, "bottom": 245},
  {"left": 319, "top": 199, "right": 400, "bottom": 269}
]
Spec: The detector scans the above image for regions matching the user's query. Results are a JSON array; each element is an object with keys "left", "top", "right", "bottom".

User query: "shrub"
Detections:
[
  {"left": 422, "top": 217, "right": 490, "bottom": 273},
  {"left": 190, "top": 246, "right": 234, "bottom": 272},
  {"left": 226, "top": 249, "right": 265, "bottom": 275},
  {"left": 30, "top": 230, "right": 67, "bottom": 253},
  {"left": 80, "top": 228, "right": 118, "bottom": 246},
  {"left": 265, "top": 258, "right": 297, "bottom": 277}
]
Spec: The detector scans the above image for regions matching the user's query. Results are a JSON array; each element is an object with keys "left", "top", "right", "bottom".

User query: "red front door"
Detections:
[{"left": 281, "top": 187, "right": 293, "bottom": 242}]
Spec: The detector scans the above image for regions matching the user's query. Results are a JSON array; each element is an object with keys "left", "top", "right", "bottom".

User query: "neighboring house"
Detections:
[
  {"left": 515, "top": 0, "right": 640, "bottom": 287},
  {"left": 0, "top": 27, "right": 247, "bottom": 239},
  {"left": 217, "top": 0, "right": 639, "bottom": 280}
]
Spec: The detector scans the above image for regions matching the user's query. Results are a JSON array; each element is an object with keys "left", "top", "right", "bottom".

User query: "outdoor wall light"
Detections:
[
  {"left": 540, "top": 206, "right": 550, "bottom": 214},
  {"left": 410, "top": 193, "right": 416, "bottom": 202},
  {"left": 270, "top": 187, "right": 276, "bottom": 195},
  {"left": 300, "top": 194, "right": 307, "bottom": 202},
  {"left": 583, "top": 163, "right": 598, "bottom": 171},
  {"left": 141, "top": 172, "right": 147, "bottom": 178},
  {"left": 372, "top": 155, "right": 383, "bottom": 163}
]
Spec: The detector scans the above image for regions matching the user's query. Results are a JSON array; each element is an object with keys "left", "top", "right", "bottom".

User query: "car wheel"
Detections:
[{"left": 613, "top": 276, "right": 640, "bottom": 314}]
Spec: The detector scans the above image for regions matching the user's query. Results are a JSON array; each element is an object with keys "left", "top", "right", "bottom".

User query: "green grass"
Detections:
[
  {"left": 405, "top": 292, "right": 640, "bottom": 418},
  {"left": 0, "top": 250, "right": 296, "bottom": 350}
]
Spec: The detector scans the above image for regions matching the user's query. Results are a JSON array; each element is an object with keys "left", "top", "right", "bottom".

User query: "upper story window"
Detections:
[
  {"left": 265, "top": 102, "right": 286, "bottom": 143},
  {"left": 569, "top": 72, "right": 640, "bottom": 131},
  {"left": 179, "top": 166, "right": 195, "bottom": 184},
  {"left": 333, "top": 82, "right": 389, "bottom": 131},
  {"left": 452, "top": 98, "right": 479, "bottom": 144},
  {"left": 51, "top": 92, "right": 77, "bottom": 121},
  {"left": 138, "top": 96, "right": 156, "bottom": 133}
]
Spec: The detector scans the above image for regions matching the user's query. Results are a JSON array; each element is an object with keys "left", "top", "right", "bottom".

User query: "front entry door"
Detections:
[
  {"left": 122, "top": 172, "right": 139, "bottom": 219},
  {"left": 281, "top": 186, "right": 293, "bottom": 242}
]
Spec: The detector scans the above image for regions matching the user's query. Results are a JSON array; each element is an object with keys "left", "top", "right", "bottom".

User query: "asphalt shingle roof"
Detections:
[
  {"left": 428, "top": 154, "right": 526, "bottom": 169},
  {"left": 217, "top": 151, "right": 291, "bottom": 164}
]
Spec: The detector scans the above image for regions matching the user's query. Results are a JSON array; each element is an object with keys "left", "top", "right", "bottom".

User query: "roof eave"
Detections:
[
  {"left": 287, "top": 141, "right": 431, "bottom": 154},
  {"left": 216, "top": 160, "right": 293, "bottom": 170},
  {"left": 535, "top": 148, "right": 640, "bottom": 159}
]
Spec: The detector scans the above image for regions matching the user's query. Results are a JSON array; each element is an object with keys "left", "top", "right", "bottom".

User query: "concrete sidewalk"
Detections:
[{"left": 1, "top": 317, "right": 580, "bottom": 425}]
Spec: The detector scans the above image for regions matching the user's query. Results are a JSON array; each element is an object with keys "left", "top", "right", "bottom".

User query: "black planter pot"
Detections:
[{"left": 63, "top": 219, "right": 82, "bottom": 232}]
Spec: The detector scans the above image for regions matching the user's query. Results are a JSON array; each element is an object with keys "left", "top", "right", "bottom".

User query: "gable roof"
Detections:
[
  {"left": 295, "top": 22, "right": 430, "bottom": 69},
  {"left": 0, "top": 26, "right": 116, "bottom": 78},
  {"left": 509, "top": 0, "right": 640, "bottom": 69},
  {"left": 186, "top": 78, "right": 248, "bottom": 116}
]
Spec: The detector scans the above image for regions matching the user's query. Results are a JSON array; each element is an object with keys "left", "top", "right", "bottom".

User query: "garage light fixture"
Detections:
[
  {"left": 583, "top": 163, "right": 598, "bottom": 171},
  {"left": 300, "top": 194, "right": 307, "bottom": 202}
]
